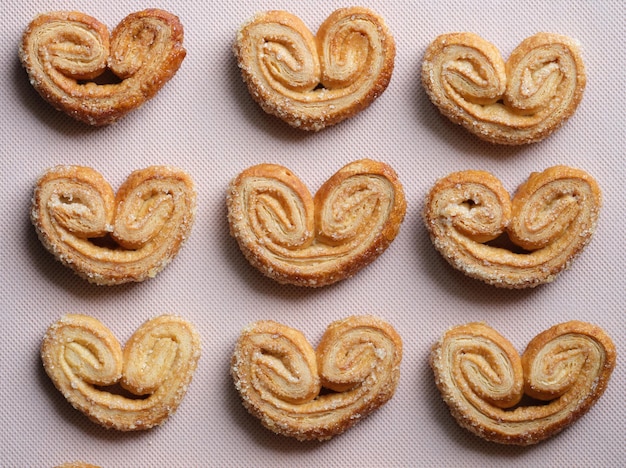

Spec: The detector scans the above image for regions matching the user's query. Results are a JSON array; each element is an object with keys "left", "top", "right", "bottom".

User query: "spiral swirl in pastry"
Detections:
[
  {"left": 227, "top": 159, "right": 406, "bottom": 287},
  {"left": 430, "top": 321, "right": 616, "bottom": 445},
  {"left": 19, "top": 9, "right": 185, "bottom": 125},
  {"left": 42, "top": 314, "right": 201, "bottom": 431},
  {"left": 423, "top": 166, "right": 601, "bottom": 288},
  {"left": 231, "top": 315, "right": 402, "bottom": 441},
  {"left": 234, "top": 7, "right": 395, "bottom": 131},
  {"left": 31, "top": 165, "right": 196, "bottom": 285},
  {"left": 422, "top": 32, "right": 586, "bottom": 144}
]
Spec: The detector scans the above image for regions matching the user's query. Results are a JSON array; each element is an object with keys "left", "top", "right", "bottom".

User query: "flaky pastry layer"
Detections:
[
  {"left": 31, "top": 165, "right": 196, "bottom": 285},
  {"left": 422, "top": 32, "right": 586, "bottom": 144},
  {"left": 19, "top": 9, "right": 185, "bottom": 125},
  {"left": 430, "top": 321, "right": 616, "bottom": 445},
  {"left": 235, "top": 7, "right": 395, "bottom": 131},
  {"left": 42, "top": 314, "right": 201, "bottom": 431},
  {"left": 231, "top": 315, "right": 402, "bottom": 441},
  {"left": 423, "top": 166, "right": 601, "bottom": 288},
  {"left": 227, "top": 159, "right": 406, "bottom": 287}
]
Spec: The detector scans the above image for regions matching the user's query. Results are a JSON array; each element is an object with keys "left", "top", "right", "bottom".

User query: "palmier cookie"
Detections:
[
  {"left": 423, "top": 166, "right": 600, "bottom": 288},
  {"left": 227, "top": 159, "right": 406, "bottom": 287},
  {"left": 235, "top": 7, "right": 395, "bottom": 131},
  {"left": 422, "top": 32, "right": 585, "bottom": 144},
  {"left": 31, "top": 165, "right": 196, "bottom": 285},
  {"left": 231, "top": 315, "right": 402, "bottom": 441},
  {"left": 20, "top": 9, "right": 185, "bottom": 125},
  {"left": 430, "top": 321, "right": 616, "bottom": 445},
  {"left": 42, "top": 314, "right": 201, "bottom": 431}
]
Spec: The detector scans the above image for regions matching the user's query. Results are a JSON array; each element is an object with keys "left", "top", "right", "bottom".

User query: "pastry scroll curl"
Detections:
[
  {"left": 423, "top": 166, "right": 601, "bottom": 288},
  {"left": 430, "top": 321, "right": 616, "bottom": 445},
  {"left": 421, "top": 32, "right": 585, "bottom": 144},
  {"left": 227, "top": 159, "right": 406, "bottom": 287},
  {"left": 235, "top": 7, "right": 395, "bottom": 130},
  {"left": 231, "top": 316, "right": 402, "bottom": 440},
  {"left": 19, "top": 9, "right": 185, "bottom": 125},
  {"left": 32, "top": 165, "right": 196, "bottom": 285},
  {"left": 42, "top": 314, "right": 201, "bottom": 431}
]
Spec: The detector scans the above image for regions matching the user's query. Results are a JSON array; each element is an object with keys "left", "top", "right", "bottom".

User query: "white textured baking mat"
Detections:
[{"left": 1, "top": 0, "right": 624, "bottom": 466}]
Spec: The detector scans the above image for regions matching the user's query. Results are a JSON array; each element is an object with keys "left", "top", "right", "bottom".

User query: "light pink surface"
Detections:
[{"left": 1, "top": 1, "right": 624, "bottom": 466}]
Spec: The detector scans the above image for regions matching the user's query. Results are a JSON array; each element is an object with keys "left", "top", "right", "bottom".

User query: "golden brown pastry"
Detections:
[
  {"left": 42, "top": 314, "right": 201, "bottom": 431},
  {"left": 31, "top": 165, "right": 196, "bottom": 285},
  {"left": 234, "top": 7, "right": 395, "bottom": 131},
  {"left": 19, "top": 9, "right": 185, "bottom": 125},
  {"left": 231, "top": 315, "right": 402, "bottom": 441},
  {"left": 227, "top": 159, "right": 406, "bottom": 287},
  {"left": 423, "top": 166, "right": 601, "bottom": 288},
  {"left": 430, "top": 321, "right": 616, "bottom": 445},
  {"left": 422, "top": 32, "right": 586, "bottom": 144}
]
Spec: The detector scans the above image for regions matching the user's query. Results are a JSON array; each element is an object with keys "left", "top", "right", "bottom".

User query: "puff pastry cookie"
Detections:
[
  {"left": 31, "top": 165, "right": 196, "bottom": 285},
  {"left": 422, "top": 32, "right": 585, "bottom": 144},
  {"left": 430, "top": 321, "right": 616, "bottom": 445},
  {"left": 231, "top": 315, "right": 402, "bottom": 441},
  {"left": 19, "top": 9, "right": 185, "bottom": 125},
  {"left": 227, "top": 159, "right": 406, "bottom": 286},
  {"left": 235, "top": 7, "right": 395, "bottom": 130},
  {"left": 42, "top": 314, "right": 201, "bottom": 431},
  {"left": 423, "top": 166, "right": 601, "bottom": 288}
]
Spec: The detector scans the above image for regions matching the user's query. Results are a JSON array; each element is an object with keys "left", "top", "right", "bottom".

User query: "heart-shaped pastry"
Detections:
[
  {"left": 421, "top": 32, "right": 586, "bottom": 144},
  {"left": 19, "top": 9, "right": 185, "bottom": 125},
  {"left": 234, "top": 7, "right": 395, "bottom": 131},
  {"left": 423, "top": 165, "right": 601, "bottom": 288},
  {"left": 227, "top": 159, "right": 406, "bottom": 287},
  {"left": 31, "top": 165, "right": 196, "bottom": 285},
  {"left": 42, "top": 314, "right": 201, "bottom": 431},
  {"left": 430, "top": 321, "right": 616, "bottom": 445},
  {"left": 231, "top": 315, "right": 402, "bottom": 441}
]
